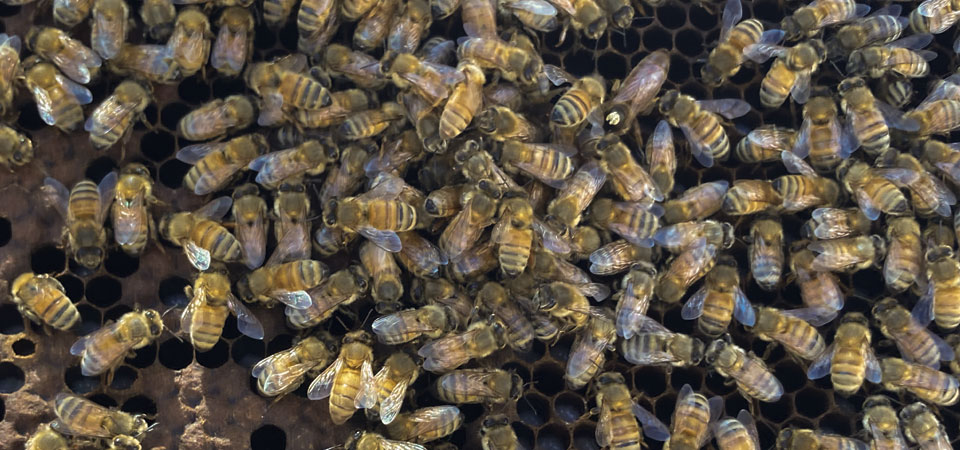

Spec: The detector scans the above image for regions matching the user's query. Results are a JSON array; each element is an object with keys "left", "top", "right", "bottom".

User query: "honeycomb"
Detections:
[{"left": 1, "top": 0, "right": 960, "bottom": 449}]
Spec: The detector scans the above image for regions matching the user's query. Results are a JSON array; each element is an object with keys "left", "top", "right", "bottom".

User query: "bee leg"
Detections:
[
  {"left": 760, "top": 342, "right": 778, "bottom": 360},
  {"left": 104, "top": 368, "right": 116, "bottom": 387}
]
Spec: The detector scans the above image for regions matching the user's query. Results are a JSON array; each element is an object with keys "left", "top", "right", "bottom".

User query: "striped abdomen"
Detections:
[
  {"left": 750, "top": 244, "right": 783, "bottom": 291},
  {"left": 47, "top": 84, "right": 85, "bottom": 131},
  {"left": 831, "top": 342, "right": 868, "bottom": 394},
  {"left": 329, "top": 366, "right": 362, "bottom": 424},
  {"left": 605, "top": 408, "right": 642, "bottom": 450},
  {"left": 552, "top": 89, "right": 598, "bottom": 127},
  {"left": 81, "top": 332, "right": 127, "bottom": 376},
  {"left": 898, "top": 327, "right": 942, "bottom": 368},
  {"left": 297, "top": 0, "right": 334, "bottom": 37},
  {"left": 848, "top": 106, "right": 889, "bottom": 155},
  {"left": 884, "top": 233, "right": 921, "bottom": 293},
  {"left": 909, "top": 8, "right": 958, "bottom": 34},
  {"left": 688, "top": 110, "right": 729, "bottom": 162},
  {"left": 808, "top": 123, "right": 842, "bottom": 171},
  {"left": 917, "top": 100, "right": 960, "bottom": 135},
  {"left": 860, "top": 178, "right": 909, "bottom": 215},
  {"left": 731, "top": 358, "right": 782, "bottom": 401},
  {"left": 273, "top": 260, "right": 327, "bottom": 292},
  {"left": 888, "top": 49, "right": 930, "bottom": 78},
  {"left": 699, "top": 292, "right": 733, "bottom": 337},
  {"left": 899, "top": 366, "right": 960, "bottom": 405},
  {"left": 54, "top": 0, "right": 93, "bottom": 26},
  {"left": 68, "top": 181, "right": 101, "bottom": 223},
  {"left": 55, "top": 395, "right": 108, "bottom": 436},
  {"left": 189, "top": 219, "right": 242, "bottom": 262},
  {"left": 188, "top": 304, "right": 229, "bottom": 351},
  {"left": 770, "top": 318, "right": 825, "bottom": 360},
  {"left": 183, "top": 151, "right": 233, "bottom": 194},
  {"left": 263, "top": 0, "right": 297, "bottom": 26},
  {"left": 29, "top": 287, "right": 79, "bottom": 330},
  {"left": 113, "top": 203, "right": 149, "bottom": 255},
  {"left": 367, "top": 200, "right": 418, "bottom": 232},
  {"left": 933, "top": 285, "right": 960, "bottom": 329},
  {"left": 671, "top": 396, "right": 711, "bottom": 447},
  {"left": 714, "top": 419, "right": 758, "bottom": 450},
  {"left": 863, "top": 15, "right": 904, "bottom": 45},
  {"left": 280, "top": 72, "right": 330, "bottom": 110},
  {"left": 760, "top": 60, "right": 798, "bottom": 108},
  {"left": 497, "top": 228, "right": 531, "bottom": 276},
  {"left": 89, "top": 107, "right": 134, "bottom": 149}
]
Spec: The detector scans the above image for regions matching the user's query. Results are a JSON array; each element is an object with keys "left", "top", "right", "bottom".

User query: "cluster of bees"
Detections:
[{"left": 5, "top": 0, "right": 960, "bottom": 446}]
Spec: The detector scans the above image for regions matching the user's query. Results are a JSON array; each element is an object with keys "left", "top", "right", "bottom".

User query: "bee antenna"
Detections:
[{"left": 830, "top": 59, "right": 846, "bottom": 78}]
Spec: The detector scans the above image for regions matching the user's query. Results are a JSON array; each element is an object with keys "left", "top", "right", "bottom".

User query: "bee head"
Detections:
[
  {"left": 658, "top": 90, "right": 680, "bottom": 114},
  {"left": 110, "top": 435, "right": 141, "bottom": 450},
  {"left": 322, "top": 199, "right": 339, "bottom": 227},
  {"left": 349, "top": 265, "right": 370, "bottom": 293},
  {"left": 835, "top": 25, "right": 865, "bottom": 52},
  {"left": 703, "top": 338, "right": 727, "bottom": 365},
  {"left": 481, "top": 414, "right": 509, "bottom": 431},
  {"left": 700, "top": 63, "right": 725, "bottom": 87},
  {"left": 75, "top": 245, "right": 104, "bottom": 270},
  {"left": 144, "top": 309, "right": 164, "bottom": 337}
]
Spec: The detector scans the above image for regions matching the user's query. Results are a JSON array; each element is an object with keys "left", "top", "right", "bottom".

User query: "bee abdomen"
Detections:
[
  {"left": 760, "top": 61, "right": 796, "bottom": 108},
  {"left": 37, "top": 290, "right": 79, "bottom": 330},
  {"left": 551, "top": 92, "right": 590, "bottom": 126}
]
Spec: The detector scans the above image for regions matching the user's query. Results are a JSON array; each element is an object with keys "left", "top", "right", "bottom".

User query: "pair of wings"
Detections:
[
  {"left": 664, "top": 238, "right": 720, "bottom": 290},
  {"left": 791, "top": 112, "right": 856, "bottom": 164},
  {"left": 92, "top": 9, "right": 126, "bottom": 60},
  {"left": 42, "top": 172, "right": 117, "bottom": 227},
  {"left": 615, "top": 274, "right": 655, "bottom": 340},
  {"left": 554, "top": 160, "right": 607, "bottom": 210},
  {"left": 806, "top": 341, "right": 882, "bottom": 383},
  {"left": 48, "top": 34, "right": 102, "bottom": 84},
  {"left": 180, "top": 196, "right": 234, "bottom": 271},
  {"left": 69, "top": 319, "right": 139, "bottom": 376},
  {"left": 566, "top": 319, "right": 616, "bottom": 382},
  {"left": 233, "top": 197, "right": 268, "bottom": 269},
  {"left": 712, "top": 411, "right": 762, "bottom": 449},
  {"left": 597, "top": 399, "right": 670, "bottom": 446},
  {"left": 372, "top": 309, "right": 442, "bottom": 345},
  {"left": 589, "top": 240, "right": 649, "bottom": 275},
  {"left": 877, "top": 167, "right": 957, "bottom": 218},
  {"left": 176, "top": 136, "right": 262, "bottom": 195},
  {"left": 112, "top": 190, "right": 146, "bottom": 246},
  {"left": 603, "top": 202, "right": 663, "bottom": 248},
  {"left": 681, "top": 280, "right": 756, "bottom": 327},
  {"left": 306, "top": 356, "right": 377, "bottom": 411},
  {"left": 210, "top": 27, "right": 248, "bottom": 74},
  {"left": 440, "top": 197, "right": 497, "bottom": 260},
  {"left": 654, "top": 218, "right": 729, "bottom": 254},
  {"left": 51, "top": 393, "right": 131, "bottom": 439},
  {"left": 31, "top": 73, "right": 93, "bottom": 128},
  {"left": 251, "top": 350, "right": 324, "bottom": 397},
  {"left": 885, "top": 303, "right": 955, "bottom": 369},
  {"left": 807, "top": 238, "right": 876, "bottom": 272},
  {"left": 418, "top": 328, "right": 479, "bottom": 372},
  {"left": 676, "top": 99, "right": 752, "bottom": 168},
  {"left": 84, "top": 91, "right": 143, "bottom": 141},
  {"left": 181, "top": 284, "right": 264, "bottom": 344},
  {"left": 807, "top": 207, "right": 863, "bottom": 240}
]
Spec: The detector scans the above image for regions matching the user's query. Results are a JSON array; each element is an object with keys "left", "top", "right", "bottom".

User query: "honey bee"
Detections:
[
  {"left": 372, "top": 304, "right": 455, "bottom": 345},
  {"left": 285, "top": 266, "right": 369, "bottom": 329},
  {"left": 111, "top": 163, "right": 157, "bottom": 256},
  {"left": 597, "top": 134, "right": 664, "bottom": 203},
  {"left": 847, "top": 35, "right": 937, "bottom": 79},
  {"left": 480, "top": 414, "right": 519, "bottom": 450},
  {"left": 878, "top": 155, "right": 956, "bottom": 219},
  {"left": 789, "top": 245, "right": 845, "bottom": 324},
  {"left": 0, "top": 125, "right": 33, "bottom": 171},
  {"left": 860, "top": 396, "right": 908, "bottom": 450},
  {"left": 474, "top": 106, "right": 542, "bottom": 143},
  {"left": 528, "top": 249, "right": 609, "bottom": 300},
  {"left": 830, "top": 4, "right": 905, "bottom": 56},
  {"left": 588, "top": 240, "right": 648, "bottom": 275},
  {"left": 903, "top": 96, "right": 960, "bottom": 137},
  {"left": 722, "top": 179, "right": 783, "bottom": 216},
  {"left": 657, "top": 237, "right": 720, "bottom": 304},
  {"left": 229, "top": 184, "right": 267, "bottom": 269},
  {"left": 777, "top": 428, "right": 870, "bottom": 450},
  {"left": 166, "top": 8, "right": 212, "bottom": 77},
  {"left": 546, "top": 160, "right": 606, "bottom": 229},
  {"left": 447, "top": 240, "right": 499, "bottom": 283},
  {"left": 271, "top": 180, "right": 310, "bottom": 261},
  {"left": 748, "top": 218, "right": 784, "bottom": 291},
  {"left": 248, "top": 140, "right": 336, "bottom": 189},
  {"left": 70, "top": 309, "right": 163, "bottom": 378},
  {"left": 880, "top": 357, "right": 959, "bottom": 405},
  {"left": 159, "top": 197, "right": 244, "bottom": 270},
  {"left": 182, "top": 267, "right": 263, "bottom": 351},
  {"left": 565, "top": 309, "right": 616, "bottom": 389},
  {"left": 308, "top": 330, "right": 377, "bottom": 425},
  {"left": 878, "top": 217, "right": 922, "bottom": 293},
  {"left": 90, "top": 0, "right": 129, "bottom": 60},
  {"left": 235, "top": 228, "right": 325, "bottom": 308},
  {"left": 747, "top": 39, "right": 827, "bottom": 108},
  {"left": 53, "top": 0, "right": 94, "bottom": 28},
  {"left": 42, "top": 173, "right": 117, "bottom": 269},
  {"left": 659, "top": 90, "right": 751, "bottom": 167},
  {"left": 807, "top": 234, "right": 886, "bottom": 274},
  {"left": 603, "top": 50, "right": 669, "bottom": 134},
  {"left": 900, "top": 402, "right": 951, "bottom": 450},
  {"left": 543, "top": 73, "right": 605, "bottom": 128},
  {"left": 841, "top": 159, "right": 912, "bottom": 221},
  {"left": 535, "top": 281, "right": 599, "bottom": 332},
  {"left": 177, "top": 134, "right": 267, "bottom": 195},
  {"left": 245, "top": 55, "right": 333, "bottom": 116},
  {"left": 642, "top": 120, "right": 676, "bottom": 195},
  {"left": 808, "top": 312, "right": 881, "bottom": 395},
  {"left": 107, "top": 44, "right": 180, "bottom": 84},
  {"left": 140, "top": 0, "right": 176, "bottom": 40},
  {"left": 713, "top": 410, "right": 761, "bottom": 450},
  {"left": 396, "top": 231, "right": 447, "bottom": 278},
  {"left": 295, "top": 0, "right": 337, "bottom": 54},
  {"left": 736, "top": 126, "right": 797, "bottom": 163},
  {"left": 23, "top": 58, "right": 93, "bottom": 132},
  {"left": 10, "top": 273, "right": 79, "bottom": 331},
  {"left": 499, "top": 0, "right": 558, "bottom": 32},
  {"left": 252, "top": 335, "right": 335, "bottom": 397},
  {"left": 917, "top": 245, "right": 960, "bottom": 330},
  {"left": 318, "top": 144, "right": 368, "bottom": 205},
  {"left": 665, "top": 383, "right": 724, "bottom": 449},
  {"left": 436, "top": 62, "right": 484, "bottom": 141},
  {"left": 386, "top": 406, "right": 463, "bottom": 444},
  {"left": 489, "top": 196, "right": 532, "bottom": 276},
  {"left": 322, "top": 44, "right": 386, "bottom": 90},
  {"left": 340, "top": 102, "right": 407, "bottom": 141},
  {"left": 620, "top": 316, "right": 705, "bottom": 368},
  {"left": 178, "top": 95, "right": 255, "bottom": 142},
  {"left": 344, "top": 431, "right": 426, "bottom": 450},
  {"left": 793, "top": 94, "right": 851, "bottom": 173},
  {"left": 662, "top": 181, "right": 729, "bottom": 224},
  {"left": 51, "top": 394, "right": 148, "bottom": 446},
  {"left": 353, "top": 0, "right": 399, "bottom": 50},
  {"left": 476, "top": 281, "right": 534, "bottom": 351},
  {"left": 589, "top": 198, "right": 660, "bottom": 249},
  {"left": 498, "top": 141, "right": 575, "bottom": 188},
  {"left": 438, "top": 190, "right": 496, "bottom": 260},
  {"left": 612, "top": 263, "right": 656, "bottom": 339},
  {"left": 594, "top": 372, "right": 670, "bottom": 449},
  {"left": 418, "top": 320, "right": 504, "bottom": 372},
  {"left": 781, "top": 0, "right": 870, "bottom": 41},
  {"left": 209, "top": 7, "right": 253, "bottom": 77},
  {"left": 0, "top": 33, "right": 21, "bottom": 118},
  {"left": 457, "top": 37, "right": 542, "bottom": 85},
  {"left": 802, "top": 207, "right": 870, "bottom": 240},
  {"left": 749, "top": 307, "right": 826, "bottom": 361},
  {"left": 366, "top": 352, "right": 420, "bottom": 425},
  {"left": 838, "top": 77, "right": 905, "bottom": 156},
  {"left": 435, "top": 368, "right": 522, "bottom": 404},
  {"left": 323, "top": 174, "right": 418, "bottom": 252},
  {"left": 682, "top": 256, "right": 756, "bottom": 336},
  {"left": 703, "top": 0, "right": 782, "bottom": 87},
  {"left": 85, "top": 80, "right": 151, "bottom": 150},
  {"left": 877, "top": 296, "right": 957, "bottom": 368},
  {"left": 459, "top": 0, "right": 496, "bottom": 38},
  {"left": 381, "top": 52, "right": 461, "bottom": 107},
  {"left": 263, "top": 0, "right": 297, "bottom": 28},
  {"left": 706, "top": 338, "right": 783, "bottom": 402},
  {"left": 384, "top": 0, "right": 430, "bottom": 53},
  {"left": 358, "top": 241, "right": 403, "bottom": 314},
  {"left": 25, "top": 423, "right": 68, "bottom": 450},
  {"left": 771, "top": 151, "right": 841, "bottom": 213}
]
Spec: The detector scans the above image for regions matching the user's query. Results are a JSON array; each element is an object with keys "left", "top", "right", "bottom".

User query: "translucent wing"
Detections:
[
  {"left": 379, "top": 440, "right": 427, "bottom": 450},
  {"left": 307, "top": 357, "right": 342, "bottom": 400},
  {"left": 31, "top": 85, "right": 58, "bottom": 126},
  {"left": 579, "top": 283, "right": 611, "bottom": 302},
  {"left": 185, "top": 240, "right": 211, "bottom": 271},
  {"left": 179, "top": 286, "right": 203, "bottom": 340},
  {"left": 359, "top": 227, "right": 402, "bottom": 253},
  {"left": 865, "top": 348, "right": 882, "bottom": 383},
  {"left": 42, "top": 177, "right": 70, "bottom": 220},
  {"left": 919, "top": 0, "right": 951, "bottom": 17},
  {"left": 744, "top": 43, "right": 786, "bottom": 64},
  {"left": 737, "top": 410, "right": 761, "bottom": 446},
  {"left": 596, "top": 401, "right": 612, "bottom": 447},
  {"left": 57, "top": 74, "right": 93, "bottom": 104},
  {"left": 355, "top": 359, "right": 377, "bottom": 409},
  {"left": 176, "top": 142, "right": 227, "bottom": 164},
  {"left": 876, "top": 100, "right": 920, "bottom": 131},
  {"left": 113, "top": 190, "right": 144, "bottom": 245},
  {"left": 792, "top": 117, "right": 811, "bottom": 158},
  {"left": 237, "top": 209, "right": 267, "bottom": 270},
  {"left": 720, "top": 0, "right": 742, "bottom": 40},
  {"left": 781, "top": 151, "right": 816, "bottom": 177},
  {"left": 195, "top": 196, "right": 233, "bottom": 221},
  {"left": 680, "top": 123, "right": 715, "bottom": 168},
  {"left": 259, "top": 361, "right": 316, "bottom": 397},
  {"left": 698, "top": 99, "right": 751, "bottom": 119},
  {"left": 258, "top": 93, "right": 285, "bottom": 127},
  {"left": 632, "top": 402, "right": 670, "bottom": 441},
  {"left": 364, "top": 172, "right": 406, "bottom": 200},
  {"left": 212, "top": 29, "right": 247, "bottom": 73},
  {"left": 228, "top": 294, "right": 264, "bottom": 340},
  {"left": 791, "top": 70, "right": 812, "bottom": 104},
  {"left": 733, "top": 287, "right": 755, "bottom": 326},
  {"left": 852, "top": 188, "right": 881, "bottom": 221},
  {"left": 887, "top": 33, "right": 934, "bottom": 50},
  {"left": 782, "top": 307, "right": 837, "bottom": 327},
  {"left": 622, "top": 334, "right": 679, "bottom": 365},
  {"left": 380, "top": 379, "right": 409, "bottom": 424},
  {"left": 806, "top": 344, "right": 835, "bottom": 379},
  {"left": 52, "top": 394, "right": 113, "bottom": 438},
  {"left": 93, "top": 12, "right": 123, "bottom": 59},
  {"left": 681, "top": 286, "right": 708, "bottom": 320},
  {"left": 273, "top": 290, "right": 313, "bottom": 309},
  {"left": 266, "top": 227, "right": 309, "bottom": 266},
  {"left": 251, "top": 350, "right": 285, "bottom": 378},
  {"left": 419, "top": 335, "right": 470, "bottom": 372}
]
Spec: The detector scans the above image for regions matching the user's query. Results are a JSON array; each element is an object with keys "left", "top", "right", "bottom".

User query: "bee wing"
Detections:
[
  {"left": 781, "top": 307, "right": 837, "bottom": 327},
  {"left": 251, "top": 149, "right": 309, "bottom": 187},
  {"left": 227, "top": 294, "right": 264, "bottom": 340},
  {"left": 919, "top": 0, "right": 952, "bottom": 17},
  {"left": 697, "top": 99, "right": 751, "bottom": 119},
  {"left": 52, "top": 44, "right": 101, "bottom": 85},
  {"left": 568, "top": 328, "right": 614, "bottom": 377},
  {"left": 791, "top": 117, "right": 811, "bottom": 159},
  {"left": 266, "top": 227, "right": 308, "bottom": 266},
  {"left": 380, "top": 378, "right": 410, "bottom": 425},
  {"left": 790, "top": 70, "right": 812, "bottom": 105},
  {"left": 596, "top": 402, "right": 612, "bottom": 447},
  {"left": 720, "top": 0, "right": 742, "bottom": 41},
  {"left": 179, "top": 286, "right": 204, "bottom": 339},
  {"left": 212, "top": 29, "right": 247, "bottom": 73},
  {"left": 260, "top": 361, "right": 315, "bottom": 397},
  {"left": 532, "top": 218, "right": 572, "bottom": 254},
  {"left": 653, "top": 222, "right": 693, "bottom": 249},
  {"left": 364, "top": 172, "right": 406, "bottom": 200},
  {"left": 176, "top": 142, "right": 227, "bottom": 164},
  {"left": 41, "top": 177, "right": 71, "bottom": 220},
  {"left": 579, "top": 283, "right": 611, "bottom": 302},
  {"left": 419, "top": 335, "right": 470, "bottom": 372},
  {"left": 195, "top": 196, "right": 233, "bottom": 221},
  {"left": 52, "top": 394, "right": 113, "bottom": 438},
  {"left": 31, "top": 85, "right": 59, "bottom": 126},
  {"left": 274, "top": 53, "right": 308, "bottom": 72},
  {"left": 543, "top": 64, "right": 574, "bottom": 86},
  {"left": 869, "top": 4, "right": 900, "bottom": 17},
  {"left": 680, "top": 285, "right": 708, "bottom": 320},
  {"left": 806, "top": 343, "right": 835, "bottom": 379},
  {"left": 622, "top": 339, "right": 678, "bottom": 365},
  {"left": 851, "top": 188, "right": 882, "bottom": 221},
  {"left": 631, "top": 402, "right": 670, "bottom": 441},
  {"left": 185, "top": 240, "right": 212, "bottom": 271},
  {"left": 258, "top": 93, "right": 285, "bottom": 127},
  {"left": 886, "top": 33, "right": 934, "bottom": 50},
  {"left": 113, "top": 189, "right": 145, "bottom": 245},
  {"left": 864, "top": 347, "right": 882, "bottom": 383},
  {"left": 932, "top": 331, "right": 956, "bottom": 362},
  {"left": 680, "top": 123, "right": 715, "bottom": 168},
  {"left": 737, "top": 410, "right": 761, "bottom": 446},
  {"left": 96, "top": 172, "right": 118, "bottom": 224},
  {"left": 780, "top": 151, "right": 816, "bottom": 177},
  {"left": 307, "top": 357, "right": 343, "bottom": 400},
  {"left": 359, "top": 227, "right": 402, "bottom": 253},
  {"left": 86, "top": 96, "right": 139, "bottom": 137},
  {"left": 93, "top": 12, "right": 123, "bottom": 59},
  {"left": 237, "top": 211, "right": 267, "bottom": 270},
  {"left": 55, "top": 74, "right": 94, "bottom": 105},
  {"left": 379, "top": 440, "right": 426, "bottom": 450},
  {"left": 251, "top": 350, "right": 286, "bottom": 378},
  {"left": 355, "top": 359, "right": 378, "bottom": 409},
  {"left": 0, "top": 33, "right": 20, "bottom": 51},
  {"left": 69, "top": 323, "right": 111, "bottom": 356},
  {"left": 733, "top": 287, "right": 755, "bottom": 326},
  {"left": 912, "top": 282, "right": 936, "bottom": 326},
  {"left": 274, "top": 290, "right": 313, "bottom": 309},
  {"left": 876, "top": 100, "right": 920, "bottom": 131},
  {"left": 743, "top": 43, "right": 786, "bottom": 64}
]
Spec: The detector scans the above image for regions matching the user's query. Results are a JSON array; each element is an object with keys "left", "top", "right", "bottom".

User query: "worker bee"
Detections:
[
  {"left": 90, "top": 0, "right": 129, "bottom": 60},
  {"left": 308, "top": 331, "right": 377, "bottom": 425},
  {"left": 262, "top": 0, "right": 297, "bottom": 28},
  {"left": 446, "top": 240, "right": 498, "bottom": 283},
  {"left": 878, "top": 153, "right": 956, "bottom": 218},
  {"left": 456, "top": 37, "right": 542, "bottom": 85},
  {"left": 249, "top": 140, "right": 336, "bottom": 189},
  {"left": 594, "top": 372, "right": 670, "bottom": 449},
  {"left": 808, "top": 312, "right": 881, "bottom": 395},
  {"left": 476, "top": 282, "right": 534, "bottom": 351},
  {"left": 235, "top": 227, "right": 325, "bottom": 309},
  {"left": 736, "top": 126, "right": 797, "bottom": 163},
  {"left": 588, "top": 240, "right": 648, "bottom": 275},
  {"left": 181, "top": 267, "right": 263, "bottom": 351},
  {"left": 903, "top": 96, "right": 960, "bottom": 137},
  {"left": 0, "top": 125, "right": 33, "bottom": 171},
  {"left": 682, "top": 256, "right": 756, "bottom": 336},
  {"left": 322, "top": 44, "right": 386, "bottom": 90},
  {"left": 359, "top": 241, "right": 404, "bottom": 313},
  {"left": 295, "top": 0, "right": 337, "bottom": 54},
  {"left": 489, "top": 196, "right": 532, "bottom": 276},
  {"left": 107, "top": 44, "right": 180, "bottom": 84},
  {"left": 748, "top": 218, "right": 784, "bottom": 291},
  {"left": 665, "top": 383, "right": 724, "bottom": 449},
  {"left": 875, "top": 296, "right": 955, "bottom": 370},
  {"left": 353, "top": 0, "right": 398, "bottom": 51},
  {"left": 178, "top": 95, "right": 255, "bottom": 142},
  {"left": 25, "top": 423, "right": 69, "bottom": 450},
  {"left": 565, "top": 309, "right": 616, "bottom": 389},
  {"left": 111, "top": 163, "right": 157, "bottom": 256},
  {"left": 439, "top": 62, "right": 484, "bottom": 141},
  {"left": 178, "top": 134, "right": 267, "bottom": 195},
  {"left": 272, "top": 180, "right": 310, "bottom": 261},
  {"left": 159, "top": 197, "right": 243, "bottom": 271},
  {"left": 546, "top": 160, "right": 606, "bottom": 228},
  {"left": 807, "top": 234, "right": 886, "bottom": 273},
  {"left": 372, "top": 304, "right": 455, "bottom": 345},
  {"left": 713, "top": 410, "right": 761, "bottom": 450},
  {"left": 10, "top": 272, "right": 79, "bottom": 331},
  {"left": 385, "top": 0, "right": 430, "bottom": 53},
  {"left": 789, "top": 245, "right": 845, "bottom": 324},
  {"left": 793, "top": 93, "right": 850, "bottom": 173},
  {"left": 499, "top": 141, "right": 576, "bottom": 188},
  {"left": 140, "top": 0, "right": 175, "bottom": 40},
  {"left": 435, "top": 368, "right": 522, "bottom": 404},
  {"left": 340, "top": 102, "right": 407, "bottom": 141},
  {"left": 900, "top": 402, "right": 951, "bottom": 450},
  {"left": 830, "top": 4, "right": 905, "bottom": 56},
  {"left": 51, "top": 0, "right": 93, "bottom": 27},
  {"left": 749, "top": 307, "right": 826, "bottom": 361},
  {"left": 166, "top": 8, "right": 211, "bottom": 77},
  {"left": 323, "top": 174, "right": 418, "bottom": 252},
  {"left": 847, "top": 35, "right": 937, "bottom": 79},
  {"left": 802, "top": 207, "right": 870, "bottom": 239},
  {"left": 480, "top": 414, "right": 519, "bottom": 450},
  {"left": 0, "top": 33, "right": 21, "bottom": 118},
  {"left": 860, "top": 396, "right": 908, "bottom": 450},
  {"left": 86, "top": 80, "right": 151, "bottom": 150},
  {"left": 882, "top": 217, "right": 922, "bottom": 293},
  {"left": 460, "top": 0, "right": 496, "bottom": 38},
  {"left": 917, "top": 245, "right": 960, "bottom": 330},
  {"left": 230, "top": 184, "right": 267, "bottom": 269},
  {"left": 662, "top": 181, "right": 729, "bottom": 224},
  {"left": 781, "top": 0, "right": 870, "bottom": 41},
  {"left": 499, "top": 0, "right": 558, "bottom": 32},
  {"left": 41, "top": 173, "right": 117, "bottom": 270},
  {"left": 395, "top": 231, "right": 447, "bottom": 278},
  {"left": 367, "top": 352, "right": 420, "bottom": 425},
  {"left": 252, "top": 335, "right": 335, "bottom": 397},
  {"left": 703, "top": 0, "right": 782, "bottom": 87},
  {"left": 620, "top": 315, "right": 705, "bottom": 368},
  {"left": 657, "top": 237, "right": 719, "bottom": 304},
  {"left": 746, "top": 39, "right": 827, "bottom": 108},
  {"left": 777, "top": 428, "right": 870, "bottom": 450},
  {"left": 597, "top": 134, "right": 663, "bottom": 203},
  {"left": 772, "top": 151, "right": 841, "bottom": 213},
  {"left": 245, "top": 55, "right": 332, "bottom": 116},
  {"left": 528, "top": 249, "right": 609, "bottom": 300},
  {"left": 589, "top": 198, "right": 660, "bottom": 249},
  {"left": 880, "top": 357, "right": 959, "bottom": 405},
  {"left": 439, "top": 190, "right": 496, "bottom": 260},
  {"left": 722, "top": 179, "right": 783, "bottom": 216},
  {"left": 343, "top": 431, "right": 426, "bottom": 450},
  {"left": 70, "top": 309, "right": 163, "bottom": 378},
  {"left": 839, "top": 77, "right": 910, "bottom": 156},
  {"left": 51, "top": 393, "right": 148, "bottom": 446},
  {"left": 706, "top": 338, "right": 784, "bottom": 402},
  {"left": 285, "top": 266, "right": 369, "bottom": 329},
  {"left": 613, "top": 263, "right": 656, "bottom": 339},
  {"left": 659, "top": 90, "right": 751, "bottom": 167},
  {"left": 924, "top": 222, "right": 955, "bottom": 250},
  {"left": 210, "top": 7, "right": 253, "bottom": 77},
  {"left": 475, "top": 106, "right": 542, "bottom": 143},
  {"left": 23, "top": 58, "right": 93, "bottom": 132},
  {"left": 535, "top": 281, "right": 599, "bottom": 332},
  {"left": 842, "top": 157, "right": 911, "bottom": 220},
  {"left": 386, "top": 406, "right": 463, "bottom": 444},
  {"left": 544, "top": 73, "right": 604, "bottom": 128},
  {"left": 643, "top": 120, "right": 676, "bottom": 195},
  {"left": 381, "top": 52, "right": 461, "bottom": 107},
  {"left": 319, "top": 144, "right": 368, "bottom": 205},
  {"left": 418, "top": 320, "right": 504, "bottom": 372}
]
